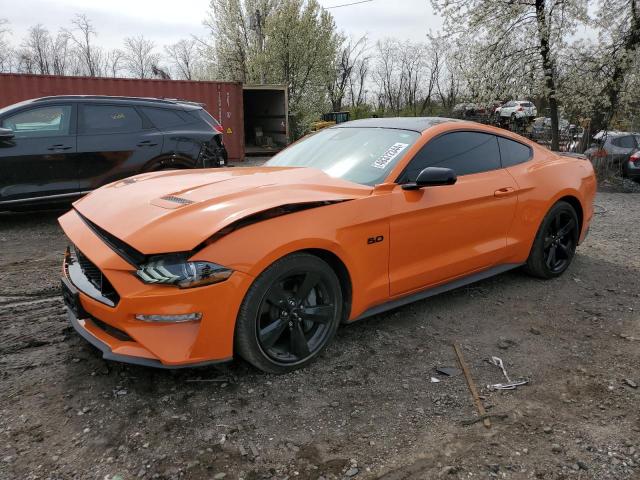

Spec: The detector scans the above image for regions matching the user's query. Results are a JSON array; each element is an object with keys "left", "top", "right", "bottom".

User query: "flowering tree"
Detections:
[{"left": 431, "top": 0, "right": 589, "bottom": 150}]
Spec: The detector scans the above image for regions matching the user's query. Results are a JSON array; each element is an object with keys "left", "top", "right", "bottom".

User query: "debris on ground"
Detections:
[
  {"left": 486, "top": 356, "right": 529, "bottom": 391},
  {"left": 435, "top": 366, "right": 462, "bottom": 377}
]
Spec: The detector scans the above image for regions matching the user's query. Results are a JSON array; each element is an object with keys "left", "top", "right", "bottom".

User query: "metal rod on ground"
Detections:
[{"left": 453, "top": 343, "right": 491, "bottom": 429}]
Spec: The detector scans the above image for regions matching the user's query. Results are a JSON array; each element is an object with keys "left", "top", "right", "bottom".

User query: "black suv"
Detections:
[{"left": 0, "top": 95, "right": 228, "bottom": 210}]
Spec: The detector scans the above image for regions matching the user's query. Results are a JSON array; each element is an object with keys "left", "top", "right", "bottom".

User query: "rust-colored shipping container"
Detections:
[{"left": 0, "top": 73, "right": 289, "bottom": 161}]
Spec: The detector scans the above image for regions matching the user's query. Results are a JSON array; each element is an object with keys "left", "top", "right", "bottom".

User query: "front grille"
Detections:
[{"left": 71, "top": 246, "right": 120, "bottom": 305}]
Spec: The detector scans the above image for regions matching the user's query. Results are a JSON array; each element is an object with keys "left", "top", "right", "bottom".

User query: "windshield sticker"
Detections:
[{"left": 373, "top": 143, "right": 410, "bottom": 169}]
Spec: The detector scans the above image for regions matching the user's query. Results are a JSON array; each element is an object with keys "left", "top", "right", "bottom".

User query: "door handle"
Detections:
[
  {"left": 137, "top": 141, "right": 158, "bottom": 147},
  {"left": 47, "top": 144, "right": 72, "bottom": 151},
  {"left": 494, "top": 187, "right": 516, "bottom": 198}
]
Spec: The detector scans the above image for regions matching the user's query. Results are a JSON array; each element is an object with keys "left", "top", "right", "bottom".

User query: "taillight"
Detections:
[
  {"left": 517, "top": 107, "right": 524, "bottom": 112},
  {"left": 631, "top": 153, "right": 640, "bottom": 165},
  {"left": 213, "top": 124, "right": 224, "bottom": 134}
]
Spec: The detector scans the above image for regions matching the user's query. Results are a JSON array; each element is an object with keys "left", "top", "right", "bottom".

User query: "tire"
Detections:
[
  {"left": 234, "top": 253, "right": 343, "bottom": 374},
  {"left": 524, "top": 201, "right": 579, "bottom": 279}
]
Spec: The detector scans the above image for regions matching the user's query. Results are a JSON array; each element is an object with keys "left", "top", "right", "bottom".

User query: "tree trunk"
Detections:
[{"left": 535, "top": 0, "right": 560, "bottom": 151}]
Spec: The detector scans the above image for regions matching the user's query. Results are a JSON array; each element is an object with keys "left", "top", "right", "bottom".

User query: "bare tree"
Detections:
[
  {"left": 419, "top": 37, "right": 442, "bottom": 114},
  {"left": 401, "top": 45, "right": 427, "bottom": 115},
  {"left": 0, "top": 19, "right": 13, "bottom": 72},
  {"left": 165, "top": 38, "right": 201, "bottom": 80},
  {"left": 349, "top": 53, "right": 370, "bottom": 108},
  {"left": 21, "top": 24, "right": 52, "bottom": 74},
  {"left": 373, "top": 39, "right": 433, "bottom": 116},
  {"left": 328, "top": 35, "right": 367, "bottom": 112},
  {"left": 374, "top": 39, "right": 406, "bottom": 115},
  {"left": 123, "top": 35, "right": 159, "bottom": 78},
  {"left": 436, "top": 55, "right": 461, "bottom": 112},
  {"left": 105, "top": 49, "right": 125, "bottom": 77},
  {"left": 51, "top": 30, "right": 73, "bottom": 75},
  {"left": 66, "top": 14, "right": 103, "bottom": 76}
]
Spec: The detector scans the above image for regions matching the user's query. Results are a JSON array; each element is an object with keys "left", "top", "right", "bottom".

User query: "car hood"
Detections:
[{"left": 72, "top": 167, "right": 372, "bottom": 254}]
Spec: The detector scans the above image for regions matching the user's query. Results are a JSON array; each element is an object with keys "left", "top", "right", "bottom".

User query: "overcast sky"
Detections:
[{"left": 2, "top": 0, "right": 441, "bottom": 51}]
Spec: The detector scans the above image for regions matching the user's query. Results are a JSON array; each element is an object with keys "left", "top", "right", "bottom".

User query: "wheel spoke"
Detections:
[
  {"left": 556, "top": 242, "right": 570, "bottom": 259},
  {"left": 553, "top": 215, "right": 562, "bottom": 233},
  {"left": 301, "top": 304, "right": 334, "bottom": 324},
  {"left": 546, "top": 245, "right": 557, "bottom": 268},
  {"left": 259, "top": 318, "right": 288, "bottom": 348},
  {"left": 290, "top": 322, "right": 311, "bottom": 358},
  {"left": 557, "top": 218, "right": 575, "bottom": 238},
  {"left": 266, "top": 283, "right": 289, "bottom": 307},
  {"left": 296, "top": 272, "right": 320, "bottom": 303}
]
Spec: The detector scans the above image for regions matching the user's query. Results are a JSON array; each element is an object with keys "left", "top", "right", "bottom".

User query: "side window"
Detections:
[
  {"left": 498, "top": 137, "right": 532, "bottom": 167},
  {"left": 79, "top": 105, "right": 143, "bottom": 134},
  {"left": 141, "top": 107, "right": 186, "bottom": 129},
  {"left": 400, "top": 132, "right": 501, "bottom": 182},
  {"left": 1, "top": 105, "right": 72, "bottom": 138}
]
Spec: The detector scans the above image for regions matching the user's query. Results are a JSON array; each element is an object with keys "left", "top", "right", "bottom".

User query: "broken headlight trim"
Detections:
[{"left": 135, "top": 254, "right": 233, "bottom": 288}]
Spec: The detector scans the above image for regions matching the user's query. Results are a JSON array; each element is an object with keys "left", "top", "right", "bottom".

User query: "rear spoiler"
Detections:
[{"left": 555, "top": 152, "right": 588, "bottom": 160}]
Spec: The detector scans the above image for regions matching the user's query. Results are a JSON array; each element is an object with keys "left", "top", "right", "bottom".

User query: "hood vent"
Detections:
[{"left": 160, "top": 195, "right": 195, "bottom": 205}]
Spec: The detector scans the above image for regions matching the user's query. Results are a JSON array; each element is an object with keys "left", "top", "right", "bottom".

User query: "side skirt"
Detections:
[
  {"left": 353, "top": 263, "right": 523, "bottom": 322},
  {"left": 0, "top": 190, "right": 91, "bottom": 205}
]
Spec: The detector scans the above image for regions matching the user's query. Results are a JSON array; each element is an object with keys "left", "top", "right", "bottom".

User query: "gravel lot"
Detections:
[{"left": 1, "top": 188, "right": 639, "bottom": 480}]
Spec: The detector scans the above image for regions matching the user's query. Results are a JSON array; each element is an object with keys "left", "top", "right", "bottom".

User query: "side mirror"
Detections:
[
  {"left": 402, "top": 167, "right": 457, "bottom": 190},
  {"left": 0, "top": 127, "right": 15, "bottom": 141}
]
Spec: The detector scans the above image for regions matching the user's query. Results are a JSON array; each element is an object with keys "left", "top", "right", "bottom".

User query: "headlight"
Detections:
[{"left": 135, "top": 254, "right": 233, "bottom": 288}]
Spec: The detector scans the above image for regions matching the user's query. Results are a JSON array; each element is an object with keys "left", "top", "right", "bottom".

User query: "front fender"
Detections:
[{"left": 194, "top": 195, "right": 392, "bottom": 320}]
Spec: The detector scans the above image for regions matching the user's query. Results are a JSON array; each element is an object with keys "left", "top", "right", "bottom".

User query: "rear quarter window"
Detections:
[
  {"left": 141, "top": 107, "right": 186, "bottom": 129},
  {"left": 193, "top": 109, "right": 221, "bottom": 129},
  {"left": 498, "top": 137, "right": 532, "bottom": 167},
  {"left": 611, "top": 135, "right": 636, "bottom": 148}
]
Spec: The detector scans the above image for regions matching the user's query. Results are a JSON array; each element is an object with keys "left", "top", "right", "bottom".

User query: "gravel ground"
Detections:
[{"left": 0, "top": 190, "right": 639, "bottom": 480}]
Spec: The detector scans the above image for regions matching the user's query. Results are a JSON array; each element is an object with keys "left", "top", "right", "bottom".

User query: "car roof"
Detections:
[
  {"left": 20, "top": 95, "right": 204, "bottom": 111},
  {"left": 333, "top": 117, "right": 460, "bottom": 133}
]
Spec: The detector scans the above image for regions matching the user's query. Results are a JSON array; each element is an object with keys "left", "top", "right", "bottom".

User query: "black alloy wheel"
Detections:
[
  {"left": 235, "top": 253, "right": 342, "bottom": 373},
  {"left": 543, "top": 210, "right": 576, "bottom": 273},
  {"left": 257, "top": 271, "right": 335, "bottom": 363},
  {"left": 525, "top": 201, "right": 579, "bottom": 279}
]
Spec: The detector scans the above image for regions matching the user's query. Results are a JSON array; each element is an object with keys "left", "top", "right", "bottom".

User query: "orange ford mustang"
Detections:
[{"left": 59, "top": 118, "right": 596, "bottom": 373}]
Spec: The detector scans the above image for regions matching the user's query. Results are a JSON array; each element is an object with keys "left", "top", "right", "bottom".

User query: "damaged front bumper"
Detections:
[{"left": 61, "top": 275, "right": 228, "bottom": 369}]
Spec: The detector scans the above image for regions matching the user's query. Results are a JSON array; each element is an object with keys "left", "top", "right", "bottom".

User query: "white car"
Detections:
[{"left": 496, "top": 100, "right": 537, "bottom": 120}]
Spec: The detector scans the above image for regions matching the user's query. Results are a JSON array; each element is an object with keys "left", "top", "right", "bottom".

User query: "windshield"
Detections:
[{"left": 266, "top": 127, "right": 420, "bottom": 186}]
